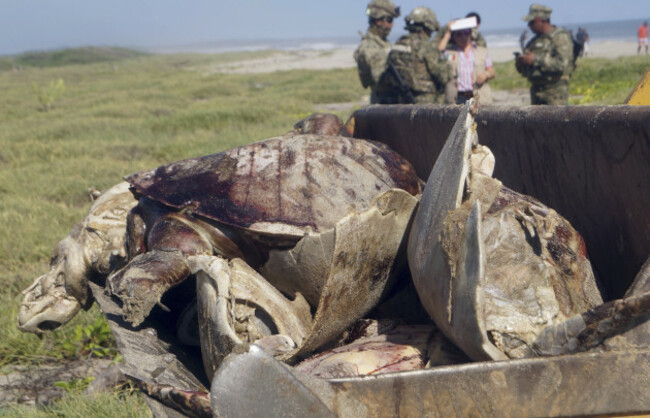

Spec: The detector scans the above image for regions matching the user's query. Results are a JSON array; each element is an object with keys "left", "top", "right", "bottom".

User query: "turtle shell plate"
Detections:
[{"left": 126, "top": 134, "right": 421, "bottom": 238}]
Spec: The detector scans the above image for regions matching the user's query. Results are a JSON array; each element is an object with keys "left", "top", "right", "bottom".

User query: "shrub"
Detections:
[{"left": 32, "top": 78, "right": 66, "bottom": 111}]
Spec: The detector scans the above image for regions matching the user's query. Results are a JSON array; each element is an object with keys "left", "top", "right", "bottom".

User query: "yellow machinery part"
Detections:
[{"left": 626, "top": 69, "right": 650, "bottom": 105}]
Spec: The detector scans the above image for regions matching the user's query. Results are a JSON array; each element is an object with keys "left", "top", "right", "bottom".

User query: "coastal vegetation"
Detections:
[
  {"left": 491, "top": 55, "right": 650, "bottom": 104},
  {"left": 0, "top": 47, "right": 647, "bottom": 415},
  {"left": 0, "top": 47, "right": 147, "bottom": 71}
]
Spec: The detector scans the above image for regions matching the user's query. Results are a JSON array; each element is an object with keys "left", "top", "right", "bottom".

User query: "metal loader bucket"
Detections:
[{"left": 353, "top": 104, "right": 650, "bottom": 299}]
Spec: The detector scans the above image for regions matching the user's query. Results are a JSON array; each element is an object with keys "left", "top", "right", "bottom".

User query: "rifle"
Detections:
[{"left": 387, "top": 61, "right": 415, "bottom": 104}]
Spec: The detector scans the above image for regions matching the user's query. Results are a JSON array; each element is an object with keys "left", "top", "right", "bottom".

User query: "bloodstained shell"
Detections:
[{"left": 125, "top": 134, "right": 421, "bottom": 237}]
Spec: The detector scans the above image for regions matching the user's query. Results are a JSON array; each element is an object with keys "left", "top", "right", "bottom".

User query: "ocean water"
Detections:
[
  {"left": 483, "top": 18, "right": 642, "bottom": 49},
  {"left": 154, "top": 18, "right": 644, "bottom": 54}
]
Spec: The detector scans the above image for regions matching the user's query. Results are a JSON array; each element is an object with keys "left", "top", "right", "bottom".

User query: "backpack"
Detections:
[
  {"left": 384, "top": 38, "right": 440, "bottom": 99},
  {"left": 551, "top": 27, "right": 581, "bottom": 71},
  {"left": 385, "top": 45, "right": 417, "bottom": 87},
  {"left": 382, "top": 46, "right": 417, "bottom": 103}
]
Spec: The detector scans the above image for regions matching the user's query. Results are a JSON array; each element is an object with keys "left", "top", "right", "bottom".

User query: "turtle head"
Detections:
[
  {"left": 293, "top": 113, "right": 343, "bottom": 136},
  {"left": 18, "top": 236, "right": 85, "bottom": 333}
]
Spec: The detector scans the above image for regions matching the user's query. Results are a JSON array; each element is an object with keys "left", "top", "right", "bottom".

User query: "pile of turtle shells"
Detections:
[{"left": 18, "top": 108, "right": 650, "bottom": 416}]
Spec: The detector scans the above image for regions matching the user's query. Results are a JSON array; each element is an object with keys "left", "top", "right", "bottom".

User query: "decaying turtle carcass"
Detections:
[
  {"left": 293, "top": 319, "right": 468, "bottom": 378},
  {"left": 16, "top": 112, "right": 350, "bottom": 335},
  {"left": 197, "top": 103, "right": 650, "bottom": 418},
  {"left": 407, "top": 102, "right": 650, "bottom": 361},
  {"left": 407, "top": 102, "right": 605, "bottom": 360},
  {"left": 104, "top": 130, "right": 422, "bottom": 378},
  {"left": 18, "top": 181, "right": 138, "bottom": 333},
  {"left": 18, "top": 106, "right": 650, "bottom": 417},
  {"left": 17, "top": 114, "right": 427, "bottom": 376}
]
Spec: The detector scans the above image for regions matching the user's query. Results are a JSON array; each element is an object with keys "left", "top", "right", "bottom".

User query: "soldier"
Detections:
[
  {"left": 385, "top": 7, "right": 454, "bottom": 104},
  {"left": 515, "top": 4, "right": 574, "bottom": 105},
  {"left": 354, "top": 0, "right": 401, "bottom": 104}
]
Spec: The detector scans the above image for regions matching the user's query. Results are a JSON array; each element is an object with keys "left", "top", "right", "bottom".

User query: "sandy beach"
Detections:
[
  {"left": 489, "top": 40, "right": 641, "bottom": 62},
  {"left": 209, "top": 40, "right": 640, "bottom": 74},
  {"left": 200, "top": 39, "right": 643, "bottom": 108}
]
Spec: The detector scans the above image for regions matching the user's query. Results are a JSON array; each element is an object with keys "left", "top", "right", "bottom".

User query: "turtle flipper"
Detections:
[
  {"left": 189, "top": 255, "right": 312, "bottom": 381},
  {"left": 108, "top": 210, "right": 220, "bottom": 326},
  {"left": 534, "top": 257, "right": 650, "bottom": 355},
  {"left": 107, "top": 249, "right": 191, "bottom": 327},
  {"left": 533, "top": 291, "right": 650, "bottom": 355}
]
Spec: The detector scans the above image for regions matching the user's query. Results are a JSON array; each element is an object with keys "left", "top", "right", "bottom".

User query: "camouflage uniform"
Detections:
[
  {"left": 385, "top": 7, "right": 454, "bottom": 104},
  {"left": 517, "top": 5, "right": 573, "bottom": 105},
  {"left": 354, "top": 0, "right": 401, "bottom": 104},
  {"left": 388, "top": 32, "right": 453, "bottom": 103},
  {"left": 354, "top": 27, "right": 398, "bottom": 104}
]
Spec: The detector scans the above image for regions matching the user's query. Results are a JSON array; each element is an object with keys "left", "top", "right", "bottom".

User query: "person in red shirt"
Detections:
[{"left": 638, "top": 21, "right": 648, "bottom": 55}]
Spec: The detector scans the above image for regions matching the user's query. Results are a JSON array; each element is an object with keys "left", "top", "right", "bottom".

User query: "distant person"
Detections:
[
  {"left": 515, "top": 4, "right": 574, "bottom": 105},
  {"left": 638, "top": 21, "right": 648, "bottom": 55},
  {"left": 385, "top": 7, "right": 454, "bottom": 103},
  {"left": 567, "top": 29, "right": 575, "bottom": 45},
  {"left": 576, "top": 27, "right": 589, "bottom": 57},
  {"left": 520, "top": 29, "right": 529, "bottom": 51},
  {"left": 432, "top": 11, "right": 487, "bottom": 48},
  {"left": 438, "top": 19, "right": 495, "bottom": 104},
  {"left": 354, "top": 0, "right": 401, "bottom": 104}
]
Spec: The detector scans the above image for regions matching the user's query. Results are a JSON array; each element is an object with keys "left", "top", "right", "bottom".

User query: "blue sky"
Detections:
[{"left": 1, "top": 1, "right": 648, "bottom": 55}]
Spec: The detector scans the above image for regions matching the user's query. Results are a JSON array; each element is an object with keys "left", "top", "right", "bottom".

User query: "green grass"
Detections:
[
  {"left": 491, "top": 54, "right": 650, "bottom": 104},
  {"left": 0, "top": 46, "right": 645, "bottom": 415},
  {"left": 0, "top": 390, "right": 151, "bottom": 417}
]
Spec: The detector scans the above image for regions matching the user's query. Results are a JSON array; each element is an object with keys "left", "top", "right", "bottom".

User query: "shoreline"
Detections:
[
  {"left": 208, "top": 40, "right": 644, "bottom": 74},
  {"left": 489, "top": 40, "right": 643, "bottom": 62}
]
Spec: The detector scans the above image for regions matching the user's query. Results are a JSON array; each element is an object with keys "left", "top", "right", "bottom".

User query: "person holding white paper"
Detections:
[
  {"left": 432, "top": 11, "right": 487, "bottom": 49},
  {"left": 437, "top": 16, "right": 495, "bottom": 104}
]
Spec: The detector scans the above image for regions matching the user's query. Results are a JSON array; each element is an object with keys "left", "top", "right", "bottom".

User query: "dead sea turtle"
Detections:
[
  {"left": 17, "top": 113, "right": 346, "bottom": 335},
  {"left": 107, "top": 132, "right": 421, "bottom": 376},
  {"left": 18, "top": 182, "right": 138, "bottom": 333},
  {"left": 294, "top": 319, "right": 469, "bottom": 379},
  {"left": 408, "top": 102, "right": 605, "bottom": 360},
  {"left": 17, "top": 114, "right": 421, "bottom": 383},
  {"left": 124, "top": 317, "right": 467, "bottom": 418}
]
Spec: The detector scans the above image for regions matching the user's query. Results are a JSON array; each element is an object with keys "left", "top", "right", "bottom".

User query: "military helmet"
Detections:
[
  {"left": 366, "top": 0, "right": 401, "bottom": 19},
  {"left": 522, "top": 4, "right": 552, "bottom": 21},
  {"left": 405, "top": 6, "right": 440, "bottom": 32}
]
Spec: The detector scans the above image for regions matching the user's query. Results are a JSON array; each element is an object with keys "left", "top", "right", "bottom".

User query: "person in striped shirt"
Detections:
[{"left": 437, "top": 20, "right": 495, "bottom": 105}]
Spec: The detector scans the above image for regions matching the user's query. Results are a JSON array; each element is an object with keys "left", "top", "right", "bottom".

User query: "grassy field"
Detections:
[
  {"left": 0, "top": 47, "right": 647, "bottom": 415},
  {"left": 491, "top": 54, "right": 650, "bottom": 104}
]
